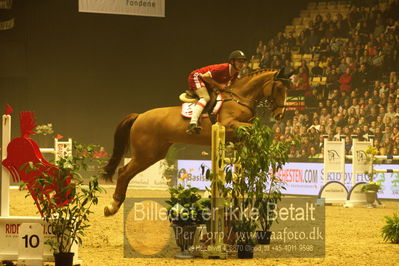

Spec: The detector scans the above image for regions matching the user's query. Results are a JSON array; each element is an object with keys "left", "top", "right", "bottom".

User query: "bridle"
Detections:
[{"left": 264, "top": 78, "right": 291, "bottom": 113}]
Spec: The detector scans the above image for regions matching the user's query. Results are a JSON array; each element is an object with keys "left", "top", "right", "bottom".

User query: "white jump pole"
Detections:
[
  {"left": 1, "top": 114, "right": 11, "bottom": 217},
  {"left": 374, "top": 169, "right": 399, "bottom": 173},
  {"left": 374, "top": 155, "right": 399, "bottom": 160},
  {"left": 39, "top": 148, "right": 55, "bottom": 153}
]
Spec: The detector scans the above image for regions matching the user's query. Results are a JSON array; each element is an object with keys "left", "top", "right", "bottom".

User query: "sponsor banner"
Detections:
[
  {"left": 373, "top": 164, "right": 399, "bottom": 199},
  {"left": 124, "top": 159, "right": 169, "bottom": 190},
  {"left": 177, "top": 160, "right": 211, "bottom": 190},
  {"left": 177, "top": 160, "right": 399, "bottom": 199},
  {"left": 286, "top": 96, "right": 305, "bottom": 111},
  {"left": 79, "top": 0, "right": 165, "bottom": 17}
]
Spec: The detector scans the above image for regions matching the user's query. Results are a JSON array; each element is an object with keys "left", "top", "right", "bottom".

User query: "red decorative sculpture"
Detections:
[
  {"left": 5, "top": 104, "right": 13, "bottom": 115},
  {"left": 2, "top": 111, "right": 74, "bottom": 215}
]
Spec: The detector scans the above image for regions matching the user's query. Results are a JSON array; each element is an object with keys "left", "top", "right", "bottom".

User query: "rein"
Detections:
[{"left": 222, "top": 89, "right": 257, "bottom": 116}]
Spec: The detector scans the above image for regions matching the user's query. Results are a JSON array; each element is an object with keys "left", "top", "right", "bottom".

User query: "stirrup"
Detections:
[
  {"left": 208, "top": 112, "right": 217, "bottom": 124},
  {"left": 186, "top": 123, "right": 202, "bottom": 134}
]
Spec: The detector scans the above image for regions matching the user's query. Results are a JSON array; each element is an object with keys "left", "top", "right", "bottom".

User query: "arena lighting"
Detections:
[
  {"left": 0, "top": 0, "right": 12, "bottom": 9},
  {"left": 0, "top": 0, "right": 14, "bottom": 31}
]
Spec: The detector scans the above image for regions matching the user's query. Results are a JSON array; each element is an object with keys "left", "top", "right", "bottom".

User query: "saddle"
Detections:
[{"left": 180, "top": 89, "right": 222, "bottom": 124}]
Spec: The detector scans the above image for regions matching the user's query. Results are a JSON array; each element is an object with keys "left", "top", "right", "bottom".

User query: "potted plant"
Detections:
[
  {"left": 361, "top": 181, "right": 381, "bottom": 207},
  {"left": 166, "top": 184, "right": 209, "bottom": 259},
  {"left": 381, "top": 213, "right": 399, "bottom": 244},
  {"left": 233, "top": 218, "right": 257, "bottom": 259},
  {"left": 220, "top": 118, "right": 290, "bottom": 256},
  {"left": 23, "top": 142, "right": 104, "bottom": 266},
  {"left": 363, "top": 146, "right": 384, "bottom": 207}
]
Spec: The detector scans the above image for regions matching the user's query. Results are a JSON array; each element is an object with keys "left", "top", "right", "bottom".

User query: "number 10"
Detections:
[{"left": 22, "top": 234, "right": 40, "bottom": 248}]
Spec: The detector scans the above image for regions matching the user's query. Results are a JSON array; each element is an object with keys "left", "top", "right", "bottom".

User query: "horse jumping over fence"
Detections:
[{"left": 103, "top": 68, "right": 291, "bottom": 216}]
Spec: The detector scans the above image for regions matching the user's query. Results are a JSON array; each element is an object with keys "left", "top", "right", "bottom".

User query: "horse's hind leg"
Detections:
[{"left": 104, "top": 142, "right": 171, "bottom": 216}]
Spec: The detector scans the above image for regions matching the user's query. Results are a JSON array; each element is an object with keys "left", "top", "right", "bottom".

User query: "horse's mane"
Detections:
[
  {"left": 232, "top": 68, "right": 278, "bottom": 88},
  {"left": 239, "top": 68, "right": 278, "bottom": 79}
]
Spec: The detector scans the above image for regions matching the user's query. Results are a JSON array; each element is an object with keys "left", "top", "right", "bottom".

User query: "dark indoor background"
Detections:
[{"left": 0, "top": 0, "right": 309, "bottom": 157}]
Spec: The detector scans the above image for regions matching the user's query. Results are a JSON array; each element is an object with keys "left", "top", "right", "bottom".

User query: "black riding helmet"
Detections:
[{"left": 228, "top": 50, "right": 247, "bottom": 62}]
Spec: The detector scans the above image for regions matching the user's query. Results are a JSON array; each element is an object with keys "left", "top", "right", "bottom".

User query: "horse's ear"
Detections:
[
  {"left": 274, "top": 68, "right": 293, "bottom": 89},
  {"left": 274, "top": 68, "right": 285, "bottom": 79},
  {"left": 275, "top": 68, "right": 294, "bottom": 80}
]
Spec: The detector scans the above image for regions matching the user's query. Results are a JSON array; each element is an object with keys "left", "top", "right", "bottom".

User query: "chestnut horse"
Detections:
[{"left": 103, "top": 69, "right": 290, "bottom": 216}]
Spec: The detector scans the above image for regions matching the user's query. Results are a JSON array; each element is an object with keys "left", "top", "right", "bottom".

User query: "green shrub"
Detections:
[{"left": 381, "top": 213, "right": 399, "bottom": 244}]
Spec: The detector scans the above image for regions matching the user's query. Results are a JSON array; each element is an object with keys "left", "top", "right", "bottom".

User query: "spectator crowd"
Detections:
[{"left": 245, "top": 0, "right": 399, "bottom": 159}]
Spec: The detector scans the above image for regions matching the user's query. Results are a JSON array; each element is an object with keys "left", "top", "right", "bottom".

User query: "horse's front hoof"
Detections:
[
  {"left": 104, "top": 199, "right": 122, "bottom": 216},
  {"left": 104, "top": 205, "right": 118, "bottom": 217}
]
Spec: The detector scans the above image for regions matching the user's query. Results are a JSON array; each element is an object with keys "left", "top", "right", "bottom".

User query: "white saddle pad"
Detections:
[{"left": 181, "top": 94, "right": 223, "bottom": 118}]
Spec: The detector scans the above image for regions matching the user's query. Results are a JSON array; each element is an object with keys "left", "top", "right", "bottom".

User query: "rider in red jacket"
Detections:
[{"left": 186, "top": 50, "right": 247, "bottom": 134}]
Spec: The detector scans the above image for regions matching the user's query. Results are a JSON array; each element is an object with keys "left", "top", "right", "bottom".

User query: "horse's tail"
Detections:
[{"left": 102, "top": 113, "right": 139, "bottom": 182}]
